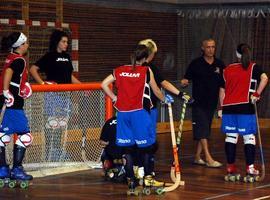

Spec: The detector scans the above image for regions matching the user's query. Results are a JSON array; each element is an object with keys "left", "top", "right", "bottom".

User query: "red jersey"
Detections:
[
  {"left": 0, "top": 53, "right": 28, "bottom": 97},
  {"left": 114, "top": 65, "right": 150, "bottom": 112},
  {"left": 223, "top": 62, "right": 255, "bottom": 106}
]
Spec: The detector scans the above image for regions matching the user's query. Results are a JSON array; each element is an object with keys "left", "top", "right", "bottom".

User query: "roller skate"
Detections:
[
  {"left": 243, "top": 164, "right": 260, "bottom": 183},
  {"left": 142, "top": 175, "right": 165, "bottom": 195},
  {"left": 126, "top": 178, "right": 140, "bottom": 196},
  {"left": 0, "top": 166, "right": 10, "bottom": 188},
  {"left": 134, "top": 166, "right": 144, "bottom": 186},
  {"left": 224, "top": 164, "right": 241, "bottom": 182},
  {"left": 9, "top": 166, "right": 33, "bottom": 189},
  {"left": 106, "top": 166, "right": 126, "bottom": 183}
]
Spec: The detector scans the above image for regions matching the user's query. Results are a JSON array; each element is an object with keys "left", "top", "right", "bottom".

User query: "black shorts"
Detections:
[{"left": 192, "top": 106, "right": 215, "bottom": 140}]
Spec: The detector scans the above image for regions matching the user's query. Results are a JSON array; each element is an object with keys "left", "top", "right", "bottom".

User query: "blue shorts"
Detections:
[
  {"left": 221, "top": 114, "right": 257, "bottom": 135},
  {"left": 0, "top": 109, "right": 30, "bottom": 135},
  {"left": 150, "top": 108, "right": 158, "bottom": 139},
  {"left": 116, "top": 110, "right": 155, "bottom": 148}
]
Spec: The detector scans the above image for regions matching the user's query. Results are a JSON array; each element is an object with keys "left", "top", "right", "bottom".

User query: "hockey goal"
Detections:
[{"left": 6, "top": 83, "right": 113, "bottom": 177}]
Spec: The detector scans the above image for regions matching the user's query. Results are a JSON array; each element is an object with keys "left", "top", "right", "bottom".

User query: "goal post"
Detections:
[{"left": 6, "top": 82, "right": 113, "bottom": 177}]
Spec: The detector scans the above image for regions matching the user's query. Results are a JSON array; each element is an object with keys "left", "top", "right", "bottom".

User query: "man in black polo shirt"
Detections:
[{"left": 181, "top": 38, "right": 224, "bottom": 167}]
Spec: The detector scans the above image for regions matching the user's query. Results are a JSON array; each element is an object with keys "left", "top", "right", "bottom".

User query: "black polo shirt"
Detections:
[
  {"left": 184, "top": 56, "right": 225, "bottom": 109},
  {"left": 35, "top": 51, "right": 73, "bottom": 84},
  {"left": 148, "top": 63, "right": 165, "bottom": 108}
]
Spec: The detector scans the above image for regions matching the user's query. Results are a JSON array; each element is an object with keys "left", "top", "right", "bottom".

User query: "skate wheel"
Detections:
[
  {"left": 0, "top": 179, "right": 5, "bottom": 188},
  {"left": 127, "top": 190, "right": 140, "bottom": 196},
  {"left": 236, "top": 174, "right": 241, "bottom": 181},
  {"left": 8, "top": 180, "right": 16, "bottom": 188},
  {"left": 156, "top": 188, "right": 164, "bottom": 195},
  {"left": 138, "top": 179, "right": 143, "bottom": 186},
  {"left": 108, "top": 172, "right": 114, "bottom": 178},
  {"left": 255, "top": 176, "right": 260, "bottom": 182},
  {"left": 143, "top": 188, "right": 151, "bottom": 195},
  {"left": 249, "top": 177, "right": 255, "bottom": 183},
  {"left": 20, "top": 181, "right": 29, "bottom": 189},
  {"left": 229, "top": 176, "right": 236, "bottom": 182},
  {"left": 224, "top": 175, "right": 229, "bottom": 181}
]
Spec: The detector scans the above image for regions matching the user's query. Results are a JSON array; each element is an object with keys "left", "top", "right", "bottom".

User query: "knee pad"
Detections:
[
  {"left": 15, "top": 133, "right": 33, "bottom": 148},
  {"left": 243, "top": 134, "right": 256, "bottom": 145},
  {"left": 225, "top": 133, "right": 238, "bottom": 144},
  {"left": 0, "top": 132, "right": 11, "bottom": 147}
]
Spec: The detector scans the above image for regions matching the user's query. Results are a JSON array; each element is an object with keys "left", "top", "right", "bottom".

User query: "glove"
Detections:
[
  {"left": 164, "top": 94, "right": 174, "bottom": 104},
  {"left": 20, "top": 82, "right": 32, "bottom": 99},
  {"left": 178, "top": 92, "right": 194, "bottom": 104},
  {"left": 3, "top": 90, "right": 14, "bottom": 107},
  {"left": 250, "top": 92, "right": 260, "bottom": 104}
]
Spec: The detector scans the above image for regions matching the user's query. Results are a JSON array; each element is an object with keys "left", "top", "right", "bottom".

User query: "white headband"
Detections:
[
  {"left": 236, "top": 51, "right": 242, "bottom": 59},
  {"left": 12, "top": 33, "right": 27, "bottom": 48}
]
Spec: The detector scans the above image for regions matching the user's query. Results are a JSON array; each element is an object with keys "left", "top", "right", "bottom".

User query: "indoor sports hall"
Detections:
[{"left": 0, "top": 1, "right": 269, "bottom": 199}]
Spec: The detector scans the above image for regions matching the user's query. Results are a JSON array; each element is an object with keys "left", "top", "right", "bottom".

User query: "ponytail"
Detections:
[
  {"left": 236, "top": 43, "right": 251, "bottom": 70},
  {"left": 130, "top": 45, "right": 149, "bottom": 70}
]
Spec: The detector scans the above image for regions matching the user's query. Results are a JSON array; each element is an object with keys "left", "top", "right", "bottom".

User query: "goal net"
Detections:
[{"left": 5, "top": 83, "right": 112, "bottom": 177}]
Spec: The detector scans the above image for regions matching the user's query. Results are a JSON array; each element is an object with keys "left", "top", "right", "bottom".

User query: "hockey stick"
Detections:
[
  {"left": 170, "top": 101, "right": 187, "bottom": 182},
  {"left": 0, "top": 104, "right": 7, "bottom": 125},
  {"left": 254, "top": 102, "right": 265, "bottom": 181},
  {"left": 162, "top": 103, "right": 184, "bottom": 193}
]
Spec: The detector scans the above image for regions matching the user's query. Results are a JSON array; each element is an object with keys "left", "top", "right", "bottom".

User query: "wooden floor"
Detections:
[{"left": 1, "top": 128, "right": 269, "bottom": 200}]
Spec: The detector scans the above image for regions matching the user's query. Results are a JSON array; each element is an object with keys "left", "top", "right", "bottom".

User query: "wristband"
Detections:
[{"left": 252, "top": 92, "right": 260, "bottom": 98}]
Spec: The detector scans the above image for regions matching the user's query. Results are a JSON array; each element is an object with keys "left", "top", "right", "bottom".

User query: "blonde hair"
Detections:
[{"left": 138, "top": 39, "right": 157, "bottom": 54}]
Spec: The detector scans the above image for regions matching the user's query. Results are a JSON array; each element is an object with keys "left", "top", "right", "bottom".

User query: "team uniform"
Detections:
[
  {"left": 184, "top": 56, "right": 225, "bottom": 140},
  {"left": 113, "top": 65, "right": 154, "bottom": 148},
  {"left": 34, "top": 51, "right": 73, "bottom": 160},
  {"left": 221, "top": 62, "right": 264, "bottom": 180},
  {"left": 0, "top": 52, "right": 33, "bottom": 181}
]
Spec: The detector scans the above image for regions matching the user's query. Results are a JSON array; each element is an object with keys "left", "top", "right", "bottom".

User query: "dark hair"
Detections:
[
  {"left": 237, "top": 43, "right": 251, "bottom": 70},
  {"left": 1, "top": 32, "right": 21, "bottom": 52},
  {"left": 49, "top": 29, "right": 68, "bottom": 52},
  {"left": 130, "top": 45, "right": 149, "bottom": 69}
]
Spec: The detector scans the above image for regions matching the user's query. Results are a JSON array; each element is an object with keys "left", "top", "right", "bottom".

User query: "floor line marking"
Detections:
[{"left": 203, "top": 183, "right": 270, "bottom": 200}]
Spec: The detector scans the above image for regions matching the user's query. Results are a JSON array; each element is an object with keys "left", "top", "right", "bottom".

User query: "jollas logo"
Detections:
[{"left": 119, "top": 72, "right": 140, "bottom": 77}]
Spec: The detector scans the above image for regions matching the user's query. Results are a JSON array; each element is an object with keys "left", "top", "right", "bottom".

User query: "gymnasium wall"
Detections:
[{"left": 0, "top": 0, "right": 178, "bottom": 82}]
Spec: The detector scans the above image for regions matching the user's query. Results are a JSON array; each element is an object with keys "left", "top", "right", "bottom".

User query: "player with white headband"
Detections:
[{"left": 0, "top": 32, "right": 33, "bottom": 187}]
